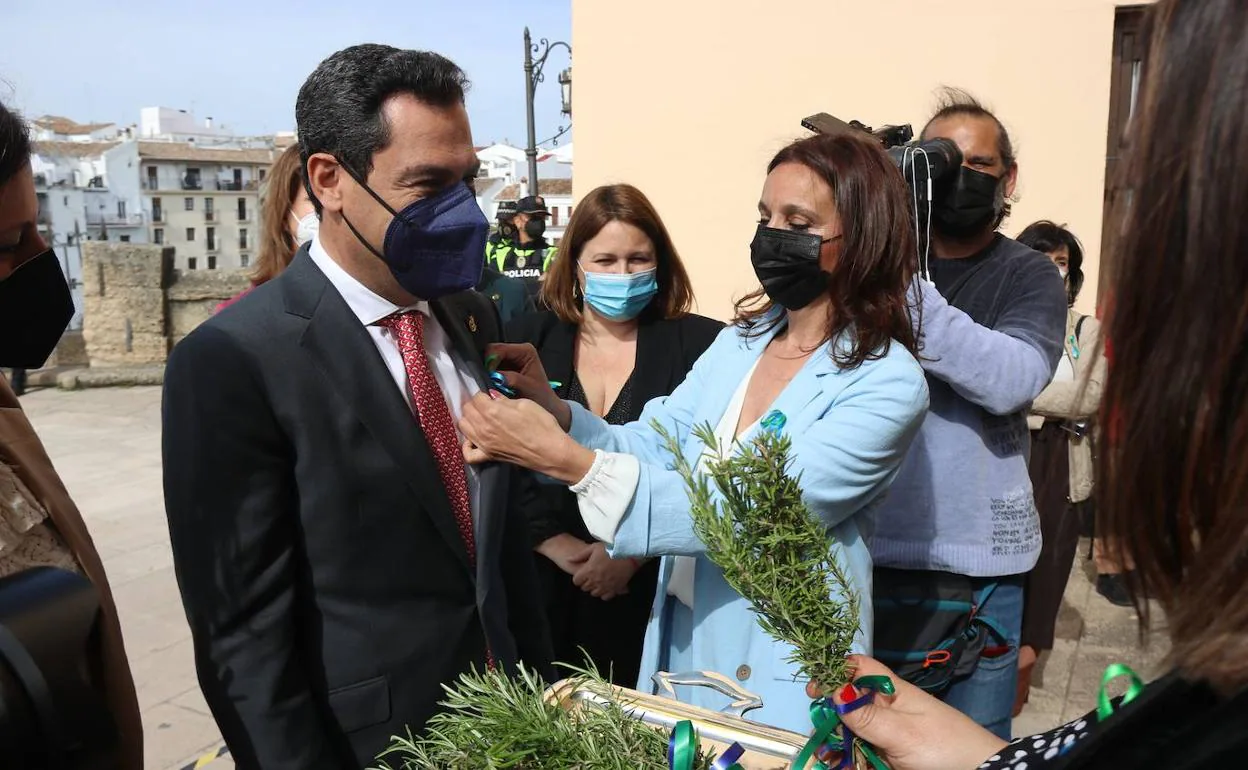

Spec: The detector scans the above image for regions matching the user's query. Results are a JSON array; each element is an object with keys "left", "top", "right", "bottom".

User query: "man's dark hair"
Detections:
[
  {"left": 0, "top": 100, "right": 32, "bottom": 188},
  {"left": 921, "top": 87, "right": 1016, "bottom": 169},
  {"left": 295, "top": 44, "right": 469, "bottom": 211}
]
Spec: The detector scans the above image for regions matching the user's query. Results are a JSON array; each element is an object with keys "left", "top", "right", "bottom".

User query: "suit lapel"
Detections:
[
  {"left": 633, "top": 319, "right": 683, "bottom": 410},
  {"left": 285, "top": 254, "right": 473, "bottom": 577},
  {"left": 430, "top": 294, "right": 507, "bottom": 578}
]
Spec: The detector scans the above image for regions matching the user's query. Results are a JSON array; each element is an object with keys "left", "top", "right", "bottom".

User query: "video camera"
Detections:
[{"left": 802, "top": 112, "right": 964, "bottom": 276}]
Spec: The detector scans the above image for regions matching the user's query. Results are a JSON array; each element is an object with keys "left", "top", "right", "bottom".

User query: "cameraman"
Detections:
[
  {"left": 868, "top": 90, "right": 1067, "bottom": 738},
  {"left": 0, "top": 99, "right": 143, "bottom": 768}
]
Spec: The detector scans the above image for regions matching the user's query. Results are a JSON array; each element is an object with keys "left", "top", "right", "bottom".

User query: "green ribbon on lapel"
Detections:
[{"left": 1096, "top": 663, "right": 1146, "bottom": 722}]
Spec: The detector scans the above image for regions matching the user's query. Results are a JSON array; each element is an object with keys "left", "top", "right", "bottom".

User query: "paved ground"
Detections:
[{"left": 17, "top": 385, "right": 1168, "bottom": 769}]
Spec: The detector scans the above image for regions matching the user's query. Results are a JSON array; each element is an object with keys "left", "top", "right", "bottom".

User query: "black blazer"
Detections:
[
  {"left": 162, "top": 250, "right": 553, "bottom": 770},
  {"left": 506, "top": 310, "right": 723, "bottom": 545}
]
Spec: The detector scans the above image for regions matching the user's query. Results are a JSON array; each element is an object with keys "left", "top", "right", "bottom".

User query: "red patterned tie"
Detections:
[{"left": 378, "top": 311, "right": 477, "bottom": 567}]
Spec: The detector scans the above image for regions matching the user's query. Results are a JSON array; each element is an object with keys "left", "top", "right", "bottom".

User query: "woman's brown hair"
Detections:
[
  {"left": 541, "top": 184, "right": 695, "bottom": 324},
  {"left": 252, "top": 144, "right": 304, "bottom": 284},
  {"left": 1098, "top": 0, "right": 1248, "bottom": 687},
  {"left": 734, "top": 132, "right": 918, "bottom": 369}
]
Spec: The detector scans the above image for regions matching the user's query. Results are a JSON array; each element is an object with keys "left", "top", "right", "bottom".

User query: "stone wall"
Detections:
[
  {"left": 166, "top": 269, "right": 250, "bottom": 346},
  {"left": 80, "top": 242, "right": 250, "bottom": 368},
  {"left": 81, "top": 242, "right": 173, "bottom": 367}
]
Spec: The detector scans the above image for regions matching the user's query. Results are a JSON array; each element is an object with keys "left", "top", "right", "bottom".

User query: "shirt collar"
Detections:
[{"left": 308, "top": 233, "right": 427, "bottom": 325}]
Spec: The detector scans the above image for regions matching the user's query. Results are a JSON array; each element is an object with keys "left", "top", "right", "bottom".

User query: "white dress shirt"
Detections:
[{"left": 309, "top": 235, "right": 483, "bottom": 523}]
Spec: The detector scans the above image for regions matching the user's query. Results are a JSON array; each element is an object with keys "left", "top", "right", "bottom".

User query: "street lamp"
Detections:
[{"left": 523, "top": 27, "right": 571, "bottom": 197}]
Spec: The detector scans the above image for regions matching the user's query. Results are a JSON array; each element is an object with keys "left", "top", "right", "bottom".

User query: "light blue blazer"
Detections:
[{"left": 565, "top": 317, "right": 929, "bottom": 732}]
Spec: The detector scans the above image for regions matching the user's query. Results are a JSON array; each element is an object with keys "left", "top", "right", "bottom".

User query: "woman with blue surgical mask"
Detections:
[{"left": 505, "top": 183, "right": 723, "bottom": 689}]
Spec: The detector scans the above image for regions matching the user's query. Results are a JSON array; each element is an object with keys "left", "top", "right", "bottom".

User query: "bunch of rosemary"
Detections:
[
  {"left": 656, "top": 421, "right": 860, "bottom": 695},
  {"left": 375, "top": 663, "right": 713, "bottom": 770}
]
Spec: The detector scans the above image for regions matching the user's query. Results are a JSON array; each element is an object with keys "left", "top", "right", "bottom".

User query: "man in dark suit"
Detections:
[{"left": 161, "top": 45, "right": 552, "bottom": 770}]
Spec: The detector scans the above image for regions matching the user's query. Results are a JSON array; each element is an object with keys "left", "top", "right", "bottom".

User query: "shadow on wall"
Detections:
[{"left": 79, "top": 242, "right": 249, "bottom": 369}]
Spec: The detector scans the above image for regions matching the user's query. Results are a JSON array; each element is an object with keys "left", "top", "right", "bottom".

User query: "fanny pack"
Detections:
[{"left": 872, "top": 568, "right": 1010, "bottom": 695}]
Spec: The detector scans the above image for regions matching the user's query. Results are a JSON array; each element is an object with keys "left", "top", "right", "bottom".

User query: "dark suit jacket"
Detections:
[
  {"left": 505, "top": 310, "right": 723, "bottom": 546},
  {"left": 162, "top": 250, "right": 553, "bottom": 770}
]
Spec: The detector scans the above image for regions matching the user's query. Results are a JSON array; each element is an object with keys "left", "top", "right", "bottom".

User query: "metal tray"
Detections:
[{"left": 544, "top": 671, "right": 808, "bottom": 769}]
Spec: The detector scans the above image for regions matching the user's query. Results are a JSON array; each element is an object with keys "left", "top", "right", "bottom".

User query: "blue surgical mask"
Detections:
[
  {"left": 580, "top": 266, "right": 658, "bottom": 321},
  {"left": 340, "top": 173, "right": 487, "bottom": 300}
]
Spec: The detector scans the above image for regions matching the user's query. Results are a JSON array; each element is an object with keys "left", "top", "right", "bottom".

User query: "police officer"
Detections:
[
  {"left": 492, "top": 195, "right": 552, "bottom": 295},
  {"left": 485, "top": 199, "right": 518, "bottom": 266}
]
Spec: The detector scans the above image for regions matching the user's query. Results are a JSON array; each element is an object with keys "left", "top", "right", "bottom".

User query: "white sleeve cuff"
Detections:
[{"left": 570, "top": 449, "right": 641, "bottom": 545}]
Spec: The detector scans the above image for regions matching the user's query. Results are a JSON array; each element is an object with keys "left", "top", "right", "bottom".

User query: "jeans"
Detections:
[{"left": 940, "top": 575, "right": 1024, "bottom": 740}]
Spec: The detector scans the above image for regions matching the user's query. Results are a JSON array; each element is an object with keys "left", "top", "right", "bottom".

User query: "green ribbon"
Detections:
[
  {"left": 668, "top": 720, "right": 697, "bottom": 770},
  {"left": 790, "top": 676, "right": 893, "bottom": 769},
  {"left": 1096, "top": 663, "right": 1146, "bottom": 722}
]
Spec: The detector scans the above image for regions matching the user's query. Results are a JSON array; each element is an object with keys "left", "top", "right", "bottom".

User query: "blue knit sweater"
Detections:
[{"left": 868, "top": 235, "right": 1068, "bottom": 577}]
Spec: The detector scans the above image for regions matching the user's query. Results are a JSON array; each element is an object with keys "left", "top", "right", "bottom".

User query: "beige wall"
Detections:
[{"left": 573, "top": 0, "right": 1131, "bottom": 320}]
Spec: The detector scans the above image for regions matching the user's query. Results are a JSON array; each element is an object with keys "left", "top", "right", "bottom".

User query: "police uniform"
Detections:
[{"left": 495, "top": 195, "right": 553, "bottom": 294}]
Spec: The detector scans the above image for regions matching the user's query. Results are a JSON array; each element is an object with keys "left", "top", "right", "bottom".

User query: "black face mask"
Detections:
[
  {"left": 749, "top": 225, "right": 835, "bottom": 310},
  {"left": 933, "top": 166, "right": 1005, "bottom": 238},
  {"left": 0, "top": 249, "right": 74, "bottom": 369},
  {"left": 524, "top": 217, "right": 546, "bottom": 239}
]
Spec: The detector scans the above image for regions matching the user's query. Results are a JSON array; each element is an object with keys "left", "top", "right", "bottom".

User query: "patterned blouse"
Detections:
[{"left": 0, "top": 460, "right": 81, "bottom": 578}]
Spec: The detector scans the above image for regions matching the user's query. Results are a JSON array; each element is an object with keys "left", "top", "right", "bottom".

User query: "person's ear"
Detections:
[
  {"left": 307, "top": 153, "right": 345, "bottom": 214},
  {"left": 1003, "top": 162, "right": 1019, "bottom": 200}
]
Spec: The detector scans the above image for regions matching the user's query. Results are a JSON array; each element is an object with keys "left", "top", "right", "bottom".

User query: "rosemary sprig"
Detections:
[
  {"left": 375, "top": 662, "right": 714, "bottom": 769},
  {"left": 656, "top": 420, "right": 860, "bottom": 695}
]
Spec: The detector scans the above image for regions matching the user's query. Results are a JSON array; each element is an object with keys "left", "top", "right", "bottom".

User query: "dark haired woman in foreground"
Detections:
[
  {"left": 805, "top": 1, "right": 1248, "bottom": 766},
  {"left": 458, "top": 131, "right": 929, "bottom": 732}
]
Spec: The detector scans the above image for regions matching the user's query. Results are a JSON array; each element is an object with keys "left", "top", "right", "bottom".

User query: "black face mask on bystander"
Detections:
[{"left": 0, "top": 249, "right": 74, "bottom": 369}]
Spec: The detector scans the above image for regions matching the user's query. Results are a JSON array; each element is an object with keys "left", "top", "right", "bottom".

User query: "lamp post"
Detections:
[{"left": 523, "top": 27, "right": 571, "bottom": 197}]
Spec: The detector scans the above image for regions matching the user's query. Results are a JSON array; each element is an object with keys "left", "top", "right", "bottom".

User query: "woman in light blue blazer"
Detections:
[{"left": 459, "top": 131, "right": 930, "bottom": 732}]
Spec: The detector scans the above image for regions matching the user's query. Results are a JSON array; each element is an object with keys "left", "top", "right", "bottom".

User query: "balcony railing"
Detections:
[
  {"left": 216, "top": 180, "right": 242, "bottom": 191},
  {"left": 153, "top": 211, "right": 164, "bottom": 223},
  {"left": 144, "top": 179, "right": 161, "bottom": 191},
  {"left": 181, "top": 178, "right": 203, "bottom": 191},
  {"left": 205, "top": 211, "right": 216, "bottom": 222},
  {"left": 206, "top": 242, "right": 219, "bottom": 252},
  {"left": 85, "top": 213, "right": 145, "bottom": 227},
  {"left": 238, "top": 238, "right": 249, "bottom": 249}
]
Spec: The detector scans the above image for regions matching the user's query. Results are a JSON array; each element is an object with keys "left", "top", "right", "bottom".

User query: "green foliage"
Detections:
[
  {"left": 655, "top": 420, "right": 860, "bottom": 695},
  {"left": 375, "top": 662, "right": 714, "bottom": 769}
]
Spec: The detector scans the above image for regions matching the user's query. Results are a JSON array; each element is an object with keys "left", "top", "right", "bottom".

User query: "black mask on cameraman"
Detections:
[
  {"left": 749, "top": 225, "right": 837, "bottom": 310},
  {"left": 933, "top": 166, "right": 1005, "bottom": 238},
  {"left": 524, "top": 217, "right": 546, "bottom": 239},
  {"left": 0, "top": 249, "right": 74, "bottom": 369}
]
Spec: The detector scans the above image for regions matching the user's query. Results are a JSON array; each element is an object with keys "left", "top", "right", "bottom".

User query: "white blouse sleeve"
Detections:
[{"left": 569, "top": 449, "right": 641, "bottom": 545}]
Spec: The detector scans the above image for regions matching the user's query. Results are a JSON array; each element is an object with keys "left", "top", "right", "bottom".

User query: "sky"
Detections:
[{"left": 0, "top": 0, "right": 572, "bottom": 147}]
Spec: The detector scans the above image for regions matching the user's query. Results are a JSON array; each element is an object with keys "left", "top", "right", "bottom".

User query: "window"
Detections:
[
  {"left": 186, "top": 227, "right": 196, "bottom": 242},
  {"left": 205, "top": 197, "right": 215, "bottom": 221},
  {"left": 120, "top": 235, "right": 131, "bottom": 242},
  {"left": 207, "top": 255, "right": 217, "bottom": 270},
  {"left": 551, "top": 207, "right": 559, "bottom": 226},
  {"left": 117, "top": 200, "right": 126, "bottom": 219},
  {"left": 184, "top": 197, "right": 194, "bottom": 211},
  {"left": 206, "top": 226, "right": 216, "bottom": 250},
  {"left": 154, "top": 228, "right": 164, "bottom": 245},
  {"left": 239, "top": 228, "right": 248, "bottom": 249},
  {"left": 152, "top": 197, "right": 163, "bottom": 222},
  {"left": 146, "top": 166, "right": 158, "bottom": 190},
  {"left": 259, "top": 168, "right": 267, "bottom": 181},
  {"left": 187, "top": 257, "right": 198, "bottom": 270},
  {"left": 237, "top": 197, "right": 247, "bottom": 220},
  {"left": 240, "top": 253, "right": 250, "bottom": 268}
]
